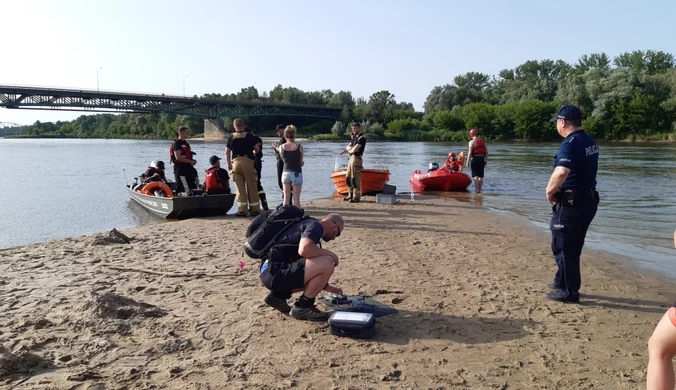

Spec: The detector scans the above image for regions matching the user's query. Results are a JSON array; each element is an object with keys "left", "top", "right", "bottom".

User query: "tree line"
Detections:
[{"left": 16, "top": 49, "right": 676, "bottom": 142}]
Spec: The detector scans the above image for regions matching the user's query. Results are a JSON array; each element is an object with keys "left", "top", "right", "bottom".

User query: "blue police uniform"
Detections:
[{"left": 549, "top": 129, "right": 599, "bottom": 301}]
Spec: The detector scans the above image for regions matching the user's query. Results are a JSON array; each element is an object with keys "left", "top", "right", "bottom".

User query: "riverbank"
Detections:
[{"left": 1, "top": 196, "right": 671, "bottom": 389}]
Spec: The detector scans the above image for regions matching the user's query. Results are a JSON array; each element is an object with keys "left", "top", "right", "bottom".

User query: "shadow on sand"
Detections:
[{"left": 371, "top": 310, "right": 535, "bottom": 345}]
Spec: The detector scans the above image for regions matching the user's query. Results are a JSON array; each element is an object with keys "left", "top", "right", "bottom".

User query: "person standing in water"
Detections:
[
  {"left": 274, "top": 125, "right": 304, "bottom": 208},
  {"left": 466, "top": 128, "right": 487, "bottom": 194},
  {"left": 545, "top": 105, "right": 599, "bottom": 303},
  {"left": 339, "top": 122, "right": 366, "bottom": 203}
]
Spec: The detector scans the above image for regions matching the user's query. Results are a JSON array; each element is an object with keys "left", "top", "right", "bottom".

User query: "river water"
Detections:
[{"left": 1, "top": 138, "right": 674, "bottom": 278}]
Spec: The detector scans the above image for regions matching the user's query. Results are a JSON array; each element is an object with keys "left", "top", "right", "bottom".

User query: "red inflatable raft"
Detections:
[{"left": 410, "top": 169, "right": 472, "bottom": 192}]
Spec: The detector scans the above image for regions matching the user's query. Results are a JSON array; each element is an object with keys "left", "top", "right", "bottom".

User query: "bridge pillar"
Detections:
[{"left": 203, "top": 119, "right": 226, "bottom": 139}]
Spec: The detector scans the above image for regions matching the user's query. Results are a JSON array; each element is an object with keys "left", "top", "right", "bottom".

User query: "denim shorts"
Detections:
[{"left": 281, "top": 171, "right": 303, "bottom": 186}]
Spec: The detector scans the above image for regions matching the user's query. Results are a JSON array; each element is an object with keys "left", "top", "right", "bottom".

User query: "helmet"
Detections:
[
  {"left": 428, "top": 162, "right": 439, "bottom": 171},
  {"left": 150, "top": 160, "right": 158, "bottom": 168},
  {"left": 448, "top": 152, "right": 456, "bottom": 158},
  {"left": 469, "top": 128, "right": 478, "bottom": 138},
  {"left": 155, "top": 161, "right": 165, "bottom": 170}
]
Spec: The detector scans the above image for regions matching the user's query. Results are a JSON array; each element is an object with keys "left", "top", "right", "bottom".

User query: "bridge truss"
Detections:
[{"left": 0, "top": 85, "right": 342, "bottom": 120}]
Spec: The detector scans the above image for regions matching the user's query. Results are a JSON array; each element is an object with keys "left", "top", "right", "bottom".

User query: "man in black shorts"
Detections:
[
  {"left": 466, "top": 128, "right": 488, "bottom": 194},
  {"left": 260, "top": 213, "right": 345, "bottom": 321}
]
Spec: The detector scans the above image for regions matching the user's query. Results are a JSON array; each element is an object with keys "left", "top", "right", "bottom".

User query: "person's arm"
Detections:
[
  {"left": 546, "top": 167, "right": 570, "bottom": 204},
  {"left": 298, "top": 238, "right": 339, "bottom": 265},
  {"left": 173, "top": 150, "right": 195, "bottom": 165},
  {"left": 484, "top": 144, "right": 488, "bottom": 165},
  {"left": 300, "top": 144, "right": 304, "bottom": 167},
  {"left": 254, "top": 143, "right": 261, "bottom": 155},
  {"left": 297, "top": 222, "right": 339, "bottom": 265},
  {"left": 225, "top": 147, "right": 233, "bottom": 171},
  {"left": 466, "top": 140, "right": 473, "bottom": 168},
  {"left": 546, "top": 142, "right": 574, "bottom": 204}
]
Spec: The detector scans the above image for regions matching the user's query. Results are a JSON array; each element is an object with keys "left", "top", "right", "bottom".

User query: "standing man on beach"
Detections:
[
  {"left": 171, "top": 126, "right": 198, "bottom": 194},
  {"left": 226, "top": 118, "right": 261, "bottom": 217},
  {"left": 339, "top": 122, "right": 366, "bottom": 203},
  {"left": 466, "top": 128, "right": 487, "bottom": 194},
  {"left": 272, "top": 124, "right": 288, "bottom": 202},
  {"left": 545, "top": 105, "right": 599, "bottom": 303},
  {"left": 246, "top": 126, "right": 269, "bottom": 211}
]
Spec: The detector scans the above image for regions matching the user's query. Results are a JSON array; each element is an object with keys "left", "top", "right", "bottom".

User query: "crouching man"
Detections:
[{"left": 258, "top": 212, "right": 344, "bottom": 321}]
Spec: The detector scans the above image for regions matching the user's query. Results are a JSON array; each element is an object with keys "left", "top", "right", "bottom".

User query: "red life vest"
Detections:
[
  {"left": 170, "top": 140, "right": 193, "bottom": 164},
  {"left": 444, "top": 159, "right": 461, "bottom": 171},
  {"left": 205, "top": 167, "right": 225, "bottom": 192},
  {"left": 473, "top": 138, "right": 487, "bottom": 155}
]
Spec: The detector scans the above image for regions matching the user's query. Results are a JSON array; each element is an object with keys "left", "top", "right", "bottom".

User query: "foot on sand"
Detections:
[
  {"left": 290, "top": 305, "right": 330, "bottom": 321},
  {"left": 264, "top": 293, "right": 291, "bottom": 314},
  {"left": 545, "top": 289, "right": 580, "bottom": 303}
]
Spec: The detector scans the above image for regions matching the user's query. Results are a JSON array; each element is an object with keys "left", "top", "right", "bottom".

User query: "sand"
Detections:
[{"left": 1, "top": 195, "right": 674, "bottom": 389}]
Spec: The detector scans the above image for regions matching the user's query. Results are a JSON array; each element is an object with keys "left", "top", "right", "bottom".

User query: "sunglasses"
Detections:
[{"left": 332, "top": 219, "right": 341, "bottom": 237}]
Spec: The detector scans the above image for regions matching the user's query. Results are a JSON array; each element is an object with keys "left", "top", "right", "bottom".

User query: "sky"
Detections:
[{"left": 1, "top": 0, "right": 675, "bottom": 125}]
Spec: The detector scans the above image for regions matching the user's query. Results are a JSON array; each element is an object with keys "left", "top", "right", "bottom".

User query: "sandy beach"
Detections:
[{"left": 1, "top": 195, "right": 674, "bottom": 389}]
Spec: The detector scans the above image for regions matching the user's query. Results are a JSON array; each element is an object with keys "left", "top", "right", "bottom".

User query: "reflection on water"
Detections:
[{"left": 1, "top": 138, "right": 674, "bottom": 279}]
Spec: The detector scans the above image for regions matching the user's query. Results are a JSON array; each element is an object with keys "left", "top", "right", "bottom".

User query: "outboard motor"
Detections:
[{"left": 428, "top": 162, "right": 439, "bottom": 172}]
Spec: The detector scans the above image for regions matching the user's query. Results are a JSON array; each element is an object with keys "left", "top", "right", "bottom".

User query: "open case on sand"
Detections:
[{"left": 319, "top": 294, "right": 398, "bottom": 317}]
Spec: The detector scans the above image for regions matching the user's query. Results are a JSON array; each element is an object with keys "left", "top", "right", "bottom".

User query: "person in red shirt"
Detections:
[{"left": 443, "top": 152, "right": 462, "bottom": 172}]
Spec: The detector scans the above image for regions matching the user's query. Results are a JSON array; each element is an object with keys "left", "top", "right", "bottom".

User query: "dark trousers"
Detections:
[
  {"left": 174, "top": 167, "right": 197, "bottom": 193},
  {"left": 550, "top": 195, "right": 599, "bottom": 295},
  {"left": 254, "top": 157, "right": 268, "bottom": 210},
  {"left": 276, "top": 160, "right": 284, "bottom": 191}
]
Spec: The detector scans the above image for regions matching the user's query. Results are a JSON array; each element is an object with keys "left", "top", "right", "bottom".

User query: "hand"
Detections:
[
  {"left": 546, "top": 191, "right": 557, "bottom": 205},
  {"left": 330, "top": 252, "right": 339, "bottom": 267},
  {"left": 190, "top": 159, "right": 197, "bottom": 166},
  {"left": 325, "top": 284, "right": 343, "bottom": 295},
  {"left": 339, "top": 150, "right": 345, "bottom": 155},
  {"left": 272, "top": 143, "right": 277, "bottom": 147},
  {"left": 301, "top": 161, "right": 304, "bottom": 167},
  {"left": 228, "top": 163, "right": 233, "bottom": 171}
]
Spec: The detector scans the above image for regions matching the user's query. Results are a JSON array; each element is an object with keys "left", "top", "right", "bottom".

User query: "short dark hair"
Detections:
[
  {"left": 351, "top": 122, "right": 361, "bottom": 128},
  {"left": 178, "top": 126, "right": 189, "bottom": 133},
  {"left": 568, "top": 117, "right": 582, "bottom": 127}
]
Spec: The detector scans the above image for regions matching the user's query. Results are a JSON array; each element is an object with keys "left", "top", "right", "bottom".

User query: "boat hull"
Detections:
[
  {"left": 410, "top": 169, "right": 471, "bottom": 192},
  {"left": 126, "top": 186, "right": 235, "bottom": 219},
  {"left": 330, "top": 168, "right": 390, "bottom": 195}
]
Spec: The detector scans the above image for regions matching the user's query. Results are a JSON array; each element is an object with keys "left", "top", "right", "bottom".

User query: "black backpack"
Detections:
[{"left": 244, "top": 205, "right": 309, "bottom": 260}]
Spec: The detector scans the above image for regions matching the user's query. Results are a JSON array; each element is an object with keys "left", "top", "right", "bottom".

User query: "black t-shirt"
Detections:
[
  {"left": 216, "top": 167, "right": 230, "bottom": 182},
  {"left": 226, "top": 132, "right": 257, "bottom": 160},
  {"left": 275, "top": 136, "right": 287, "bottom": 161},
  {"left": 268, "top": 218, "right": 324, "bottom": 262},
  {"left": 350, "top": 135, "right": 366, "bottom": 157},
  {"left": 252, "top": 134, "right": 263, "bottom": 159}
]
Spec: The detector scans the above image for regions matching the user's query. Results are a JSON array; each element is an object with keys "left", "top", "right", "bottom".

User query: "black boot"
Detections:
[{"left": 259, "top": 192, "right": 269, "bottom": 211}]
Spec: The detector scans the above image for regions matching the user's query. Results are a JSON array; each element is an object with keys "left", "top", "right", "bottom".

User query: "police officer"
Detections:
[
  {"left": 226, "top": 118, "right": 261, "bottom": 217},
  {"left": 545, "top": 105, "right": 600, "bottom": 303},
  {"left": 339, "top": 122, "right": 366, "bottom": 203},
  {"left": 246, "top": 126, "right": 269, "bottom": 211}
]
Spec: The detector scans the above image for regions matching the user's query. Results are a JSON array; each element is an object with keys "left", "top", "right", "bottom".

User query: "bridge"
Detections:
[
  {"left": 0, "top": 121, "right": 22, "bottom": 128},
  {"left": 0, "top": 85, "right": 343, "bottom": 120}
]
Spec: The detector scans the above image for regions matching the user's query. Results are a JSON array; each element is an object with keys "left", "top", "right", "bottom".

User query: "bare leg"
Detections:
[
  {"left": 283, "top": 182, "right": 292, "bottom": 206},
  {"left": 648, "top": 310, "right": 676, "bottom": 390},
  {"left": 476, "top": 178, "right": 483, "bottom": 194},
  {"left": 293, "top": 184, "right": 302, "bottom": 208},
  {"left": 302, "top": 255, "right": 335, "bottom": 298}
]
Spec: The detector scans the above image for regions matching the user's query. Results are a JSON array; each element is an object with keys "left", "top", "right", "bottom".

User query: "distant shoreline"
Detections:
[{"left": 5, "top": 134, "right": 676, "bottom": 144}]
